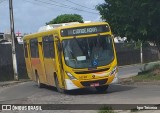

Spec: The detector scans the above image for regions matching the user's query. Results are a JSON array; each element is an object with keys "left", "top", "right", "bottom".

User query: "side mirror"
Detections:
[{"left": 111, "top": 34, "right": 114, "bottom": 38}]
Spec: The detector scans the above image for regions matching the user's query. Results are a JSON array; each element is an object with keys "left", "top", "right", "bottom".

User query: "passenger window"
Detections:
[
  {"left": 24, "top": 42, "right": 28, "bottom": 58},
  {"left": 30, "top": 38, "right": 39, "bottom": 58},
  {"left": 43, "top": 35, "right": 55, "bottom": 58}
]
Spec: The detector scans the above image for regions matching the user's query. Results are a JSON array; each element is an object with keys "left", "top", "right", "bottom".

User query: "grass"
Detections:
[
  {"left": 130, "top": 108, "right": 139, "bottom": 112},
  {"left": 132, "top": 64, "right": 160, "bottom": 82},
  {"left": 98, "top": 106, "right": 115, "bottom": 113}
]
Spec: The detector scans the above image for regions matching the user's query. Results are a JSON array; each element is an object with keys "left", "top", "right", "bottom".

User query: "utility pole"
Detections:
[
  {"left": 140, "top": 42, "right": 143, "bottom": 64},
  {"left": 9, "top": 0, "right": 18, "bottom": 80}
]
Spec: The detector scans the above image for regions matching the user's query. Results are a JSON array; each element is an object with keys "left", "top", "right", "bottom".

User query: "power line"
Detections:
[
  {"left": 49, "top": 0, "right": 95, "bottom": 11},
  {"left": 41, "top": 0, "right": 80, "bottom": 11},
  {"left": 24, "top": 0, "right": 69, "bottom": 13},
  {"left": 65, "top": 0, "right": 96, "bottom": 11},
  {"left": 34, "top": 0, "right": 99, "bottom": 15},
  {"left": 41, "top": 0, "right": 98, "bottom": 14},
  {"left": 24, "top": 0, "right": 97, "bottom": 19},
  {"left": 48, "top": 0, "right": 97, "bottom": 13}
]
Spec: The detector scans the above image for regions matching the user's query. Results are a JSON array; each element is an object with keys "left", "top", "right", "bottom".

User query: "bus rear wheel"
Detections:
[
  {"left": 36, "top": 75, "right": 43, "bottom": 88},
  {"left": 95, "top": 85, "right": 109, "bottom": 93},
  {"left": 55, "top": 76, "right": 65, "bottom": 93}
]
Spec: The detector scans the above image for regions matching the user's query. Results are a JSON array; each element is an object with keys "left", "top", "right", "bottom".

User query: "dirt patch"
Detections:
[
  {"left": 152, "top": 67, "right": 160, "bottom": 76},
  {"left": 119, "top": 77, "right": 160, "bottom": 85},
  {"left": 119, "top": 64, "right": 160, "bottom": 85}
]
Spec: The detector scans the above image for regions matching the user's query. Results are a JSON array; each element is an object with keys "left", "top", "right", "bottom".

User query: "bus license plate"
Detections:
[{"left": 90, "top": 83, "right": 99, "bottom": 87}]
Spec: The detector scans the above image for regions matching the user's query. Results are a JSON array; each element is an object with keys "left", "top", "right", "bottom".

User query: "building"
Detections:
[
  {"left": 0, "top": 31, "right": 24, "bottom": 44},
  {"left": 0, "top": 33, "right": 12, "bottom": 44},
  {"left": 114, "top": 36, "right": 127, "bottom": 43}
]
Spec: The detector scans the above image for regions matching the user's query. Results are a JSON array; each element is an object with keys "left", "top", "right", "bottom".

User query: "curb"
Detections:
[
  {"left": 118, "top": 63, "right": 143, "bottom": 68},
  {"left": 119, "top": 73, "right": 138, "bottom": 79},
  {"left": 0, "top": 79, "right": 30, "bottom": 87},
  {"left": 118, "top": 61, "right": 160, "bottom": 68}
]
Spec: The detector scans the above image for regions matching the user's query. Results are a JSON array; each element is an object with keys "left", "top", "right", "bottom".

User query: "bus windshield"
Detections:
[{"left": 62, "top": 35, "right": 114, "bottom": 69}]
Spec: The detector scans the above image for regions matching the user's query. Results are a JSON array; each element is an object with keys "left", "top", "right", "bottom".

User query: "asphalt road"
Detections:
[
  {"left": 0, "top": 82, "right": 160, "bottom": 105},
  {"left": 118, "top": 64, "right": 143, "bottom": 78},
  {"left": 0, "top": 81, "right": 160, "bottom": 103},
  {"left": 118, "top": 61, "right": 160, "bottom": 78},
  {"left": 1, "top": 82, "right": 160, "bottom": 113},
  {"left": 0, "top": 64, "right": 160, "bottom": 113},
  {"left": 0, "top": 62, "right": 160, "bottom": 104}
]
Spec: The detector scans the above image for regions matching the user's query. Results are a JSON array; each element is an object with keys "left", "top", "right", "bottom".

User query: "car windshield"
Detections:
[{"left": 62, "top": 35, "right": 114, "bottom": 69}]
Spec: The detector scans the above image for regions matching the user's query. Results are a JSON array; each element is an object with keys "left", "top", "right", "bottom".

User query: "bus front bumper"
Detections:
[
  {"left": 65, "top": 79, "right": 79, "bottom": 90},
  {"left": 111, "top": 73, "right": 119, "bottom": 84},
  {"left": 65, "top": 74, "right": 117, "bottom": 90}
]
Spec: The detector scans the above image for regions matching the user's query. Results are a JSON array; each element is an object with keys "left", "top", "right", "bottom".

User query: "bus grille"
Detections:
[
  {"left": 80, "top": 79, "right": 107, "bottom": 87},
  {"left": 74, "top": 68, "right": 109, "bottom": 74}
]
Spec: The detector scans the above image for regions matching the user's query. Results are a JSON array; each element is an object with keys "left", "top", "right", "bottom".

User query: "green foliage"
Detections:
[
  {"left": 46, "top": 14, "right": 83, "bottom": 24},
  {"left": 130, "top": 108, "right": 139, "bottom": 112},
  {"left": 133, "top": 64, "right": 160, "bottom": 81},
  {"left": 98, "top": 106, "right": 115, "bottom": 113},
  {"left": 96, "top": 0, "right": 160, "bottom": 51}
]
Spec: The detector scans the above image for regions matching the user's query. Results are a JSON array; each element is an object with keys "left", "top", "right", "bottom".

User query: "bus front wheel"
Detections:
[
  {"left": 55, "top": 76, "right": 65, "bottom": 93},
  {"left": 95, "top": 85, "right": 109, "bottom": 93}
]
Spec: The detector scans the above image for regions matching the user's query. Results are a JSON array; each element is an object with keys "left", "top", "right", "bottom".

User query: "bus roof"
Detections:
[{"left": 23, "top": 22, "right": 109, "bottom": 40}]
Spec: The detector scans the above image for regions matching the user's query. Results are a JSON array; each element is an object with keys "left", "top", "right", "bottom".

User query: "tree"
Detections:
[
  {"left": 46, "top": 14, "right": 83, "bottom": 25},
  {"left": 96, "top": 0, "right": 160, "bottom": 52}
]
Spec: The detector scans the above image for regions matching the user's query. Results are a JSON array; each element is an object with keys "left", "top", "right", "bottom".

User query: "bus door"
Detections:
[
  {"left": 54, "top": 36, "right": 65, "bottom": 88},
  {"left": 24, "top": 42, "right": 33, "bottom": 80},
  {"left": 30, "top": 38, "right": 47, "bottom": 83},
  {"left": 42, "top": 35, "right": 56, "bottom": 86}
]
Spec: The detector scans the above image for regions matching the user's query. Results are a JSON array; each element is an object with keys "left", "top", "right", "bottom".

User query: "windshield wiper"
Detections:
[{"left": 73, "top": 37, "right": 89, "bottom": 58}]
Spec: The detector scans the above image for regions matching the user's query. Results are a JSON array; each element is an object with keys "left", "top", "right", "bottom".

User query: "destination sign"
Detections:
[{"left": 61, "top": 25, "right": 110, "bottom": 37}]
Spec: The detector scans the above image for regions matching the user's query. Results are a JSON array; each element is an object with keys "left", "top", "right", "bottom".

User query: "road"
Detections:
[
  {"left": 0, "top": 81, "right": 160, "bottom": 113},
  {"left": 118, "top": 64, "right": 143, "bottom": 78},
  {"left": 0, "top": 64, "right": 160, "bottom": 113},
  {"left": 118, "top": 61, "right": 160, "bottom": 78},
  {"left": 1, "top": 81, "right": 160, "bottom": 104},
  {"left": 0, "top": 64, "right": 144, "bottom": 102}
]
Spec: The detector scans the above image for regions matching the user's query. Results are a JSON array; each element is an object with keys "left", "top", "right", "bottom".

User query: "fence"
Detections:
[
  {"left": 0, "top": 43, "right": 159, "bottom": 81},
  {"left": 115, "top": 43, "right": 160, "bottom": 65}
]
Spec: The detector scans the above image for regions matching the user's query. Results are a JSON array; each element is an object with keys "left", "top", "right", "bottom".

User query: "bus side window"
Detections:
[
  {"left": 43, "top": 35, "right": 55, "bottom": 58},
  {"left": 24, "top": 42, "right": 28, "bottom": 58},
  {"left": 30, "top": 38, "right": 39, "bottom": 58}
]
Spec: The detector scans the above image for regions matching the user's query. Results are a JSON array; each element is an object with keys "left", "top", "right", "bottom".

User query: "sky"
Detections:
[{"left": 0, "top": 0, "right": 104, "bottom": 34}]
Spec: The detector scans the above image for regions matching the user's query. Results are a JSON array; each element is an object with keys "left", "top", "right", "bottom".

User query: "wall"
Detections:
[
  {"left": 0, "top": 43, "right": 159, "bottom": 81},
  {"left": 115, "top": 43, "right": 160, "bottom": 65},
  {"left": 0, "top": 44, "right": 27, "bottom": 81}
]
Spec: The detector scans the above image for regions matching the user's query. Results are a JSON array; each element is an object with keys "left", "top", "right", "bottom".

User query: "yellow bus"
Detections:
[{"left": 23, "top": 22, "right": 118, "bottom": 93}]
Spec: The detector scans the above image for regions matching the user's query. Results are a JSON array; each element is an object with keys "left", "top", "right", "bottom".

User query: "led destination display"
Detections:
[{"left": 61, "top": 25, "right": 110, "bottom": 37}]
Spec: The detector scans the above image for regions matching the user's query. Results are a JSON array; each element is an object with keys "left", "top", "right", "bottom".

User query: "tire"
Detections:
[
  {"left": 95, "top": 85, "right": 109, "bottom": 93},
  {"left": 36, "top": 74, "right": 43, "bottom": 88},
  {"left": 55, "top": 76, "right": 65, "bottom": 93}
]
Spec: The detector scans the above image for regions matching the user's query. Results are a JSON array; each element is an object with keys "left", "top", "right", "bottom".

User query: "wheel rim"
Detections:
[
  {"left": 55, "top": 77, "right": 64, "bottom": 93},
  {"left": 56, "top": 77, "right": 60, "bottom": 90},
  {"left": 37, "top": 77, "right": 40, "bottom": 87}
]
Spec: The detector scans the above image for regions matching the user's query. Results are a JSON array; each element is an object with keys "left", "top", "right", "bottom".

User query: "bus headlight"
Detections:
[
  {"left": 110, "top": 66, "right": 118, "bottom": 76},
  {"left": 66, "top": 72, "right": 77, "bottom": 80}
]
